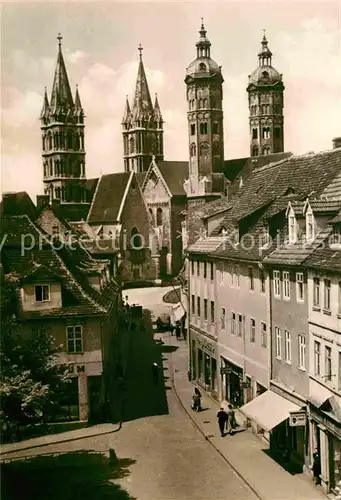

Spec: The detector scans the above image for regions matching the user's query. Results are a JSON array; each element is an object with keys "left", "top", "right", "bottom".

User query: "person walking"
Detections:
[
  {"left": 152, "top": 362, "right": 159, "bottom": 383},
  {"left": 226, "top": 404, "right": 234, "bottom": 435},
  {"left": 217, "top": 407, "right": 228, "bottom": 437},
  {"left": 175, "top": 323, "right": 181, "bottom": 340}
]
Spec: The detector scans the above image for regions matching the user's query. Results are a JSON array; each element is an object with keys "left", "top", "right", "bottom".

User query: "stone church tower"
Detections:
[
  {"left": 184, "top": 21, "right": 225, "bottom": 197},
  {"left": 122, "top": 46, "right": 164, "bottom": 173},
  {"left": 247, "top": 33, "right": 284, "bottom": 157},
  {"left": 40, "top": 35, "right": 88, "bottom": 204}
]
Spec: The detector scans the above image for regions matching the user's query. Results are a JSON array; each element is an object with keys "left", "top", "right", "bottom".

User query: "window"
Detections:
[
  {"left": 200, "top": 122, "right": 208, "bottom": 135},
  {"left": 191, "top": 260, "right": 194, "bottom": 275},
  {"left": 288, "top": 212, "right": 297, "bottom": 243},
  {"left": 210, "top": 262, "right": 214, "bottom": 281},
  {"left": 296, "top": 273, "right": 304, "bottom": 302},
  {"left": 131, "top": 227, "right": 142, "bottom": 249},
  {"left": 204, "top": 261, "right": 207, "bottom": 279},
  {"left": 275, "top": 327, "right": 282, "bottom": 359},
  {"left": 248, "top": 267, "right": 254, "bottom": 290},
  {"left": 197, "top": 261, "right": 200, "bottom": 277},
  {"left": 221, "top": 308, "right": 226, "bottom": 329},
  {"left": 306, "top": 212, "right": 315, "bottom": 242},
  {"left": 190, "top": 143, "right": 196, "bottom": 156},
  {"left": 231, "top": 312, "right": 236, "bottom": 334},
  {"left": 252, "top": 146, "right": 259, "bottom": 157},
  {"left": 284, "top": 330, "right": 292, "bottom": 364},
  {"left": 324, "top": 279, "right": 331, "bottom": 311},
  {"left": 314, "top": 341, "right": 321, "bottom": 376},
  {"left": 35, "top": 285, "right": 50, "bottom": 302},
  {"left": 298, "top": 335, "right": 306, "bottom": 370},
  {"left": 250, "top": 319, "right": 256, "bottom": 343},
  {"left": 204, "top": 299, "right": 208, "bottom": 321},
  {"left": 191, "top": 294, "right": 195, "bottom": 315},
  {"left": 237, "top": 314, "right": 244, "bottom": 337},
  {"left": 197, "top": 297, "right": 201, "bottom": 317},
  {"left": 325, "top": 345, "right": 332, "bottom": 381},
  {"left": 273, "top": 270, "right": 280, "bottom": 298},
  {"left": 211, "top": 301, "right": 215, "bottom": 323},
  {"left": 261, "top": 322, "right": 267, "bottom": 348},
  {"left": 156, "top": 207, "right": 163, "bottom": 226},
  {"left": 330, "top": 226, "right": 341, "bottom": 246},
  {"left": 252, "top": 128, "right": 258, "bottom": 139},
  {"left": 313, "top": 278, "right": 320, "bottom": 308},
  {"left": 190, "top": 124, "right": 195, "bottom": 135},
  {"left": 260, "top": 270, "right": 266, "bottom": 293},
  {"left": 67, "top": 325, "right": 83, "bottom": 353},
  {"left": 262, "top": 127, "right": 270, "bottom": 139},
  {"left": 282, "top": 271, "right": 290, "bottom": 300}
]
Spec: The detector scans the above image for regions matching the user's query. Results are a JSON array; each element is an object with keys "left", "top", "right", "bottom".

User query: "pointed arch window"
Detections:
[
  {"left": 252, "top": 146, "right": 259, "bottom": 157},
  {"left": 252, "top": 128, "right": 258, "bottom": 139},
  {"left": 199, "top": 63, "right": 206, "bottom": 71},
  {"left": 130, "top": 136, "right": 135, "bottom": 154},
  {"left": 190, "top": 124, "right": 195, "bottom": 136},
  {"left": 67, "top": 131, "right": 73, "bottom": 149},
  {"left": 156, "top": 207, "right": 163, "bottom": 226},
  {"left": 262, "top": 127, "right": 270, "bottom": 139},
  {"left": 199, "top": 99, "right": 203, "bottom": 109},
  {"left": 203, "top": 98, "right": 208, "bottom": 108},
  {"left": 190, "top": 143, "right": 196, "bottom": 157},
  {"left": 130, "top": 226, "right": 143, "bottom": 249},
  {"left": 262, "top": 146, "right": 271, "bottom": 155},
  {"left": 149, "top": 208, "right": 154, "bottom": 225},
  {"left": 48, "top": 132, "right": 52, "bottom": 151}
]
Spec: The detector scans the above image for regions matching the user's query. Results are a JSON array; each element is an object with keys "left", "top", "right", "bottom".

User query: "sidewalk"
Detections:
[
  {"left": 167, "top": 333, "right": 326, "bottom": 500},
  {"left": 0, "top": 423, "right": 120, "bottom": 458}
]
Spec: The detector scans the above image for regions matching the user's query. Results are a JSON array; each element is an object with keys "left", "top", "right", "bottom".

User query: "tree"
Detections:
[{"left": 0, "top": 274, "right": 69, "bottom": 436}]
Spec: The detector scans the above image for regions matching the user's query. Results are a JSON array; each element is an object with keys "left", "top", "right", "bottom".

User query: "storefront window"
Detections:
[
  {"left": 211, "top": 359, "right": 217, "bottom": 392},
  {"left": 191, "top": 340, "right": 196, "bottom": 379},
  {"left": 198, "top": 349, "right": 204, "bottom": 379},
  {"left": 332, "top": 437, "right": 341, "bottom": 490},
  {"left": 204, "top": 353, "right": 211, "bottom": 385}
]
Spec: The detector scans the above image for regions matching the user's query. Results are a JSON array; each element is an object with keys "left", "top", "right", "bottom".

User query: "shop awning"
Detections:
[
  {"left": 239, "top": 390, "right": 302, "bottom": 432},
  {"left": 307, "top": 383, "right": 333, "bottom": 409},
  {"left": 170, "top": 302, "right": 186, "bottom": 324}
]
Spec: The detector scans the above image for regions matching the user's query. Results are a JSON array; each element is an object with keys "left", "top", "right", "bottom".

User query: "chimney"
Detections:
[
  {"left": 36, "top": 194, "right": 50, "bottom": 210},
  {"left": 332, "top": 137, "right": 341, "bottom": 149}
]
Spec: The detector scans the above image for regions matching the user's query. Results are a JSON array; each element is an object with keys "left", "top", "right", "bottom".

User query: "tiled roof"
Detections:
[
  {"left": 0, "top": 192, "right": 37, "bottom": 220},
  {"left": 56, "top": 203, "right": 91, "bottom": 222},
  {"left": 193, "top": 197, "right": 232, "bottom": 220},
  {"left": 220, "top": 152, "right": 292, "bottom": 183},
  {"left": 1, "top": 215, "right": 117, "bottom": 318},
  {"left": 321, "top": 171, "right": 341, "bottom": 200},
  {"left": 87, "top": 172, "right": 131, "bottom": 224},
  {"left": 290, "top": 199, "right": 341, "bottom": 216},
  {"left": 264, "top": 226, "right": 333, "bottom": 266},
  {"left": 136, "top": 172, "right": 147, "bottom": 187},
  {"left": 157, "top": 161, "right": 189, "bottom": 196},
  {"left": 204, "top": 148, "right": 341, "bottom": 262},
  {"left": 187, "top": 237, "right": 226, "bottom": 254},
  {"left": 303, "top": 244, "right": 341, "bottom": 272}
]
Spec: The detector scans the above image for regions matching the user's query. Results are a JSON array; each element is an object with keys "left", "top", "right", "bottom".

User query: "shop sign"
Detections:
[
  {"left": 289, "top": 411, "right": 306, "bottom": 427},
  {"left": 197, "top": 336, "right": 216, "bottom": 356},
  {"left": 220, "top": 366, "right": 232, "bottom": 375}
]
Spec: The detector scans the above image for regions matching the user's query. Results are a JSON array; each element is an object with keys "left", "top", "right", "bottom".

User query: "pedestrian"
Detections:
[
  {"left": 312, "top": 451, "right": 321, "bottom": 485},
  {"left": 217, "top": 407, "right": 228, "bottom": 437},
  {"left": 191, "top": 387, "right": 202, "bottom": 411},
  {"left": 152, "top": 362, "right": 159, "bottom": 382},
  {"left": 175, "top": 323, "right": 181, "bottom": 340},
  {"left": 226, "top": 404, "right": 235, "bottom": 435}
]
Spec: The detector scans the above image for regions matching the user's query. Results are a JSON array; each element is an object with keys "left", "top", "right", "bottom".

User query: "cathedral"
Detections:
[{"left": 37, "top": 23, "right": 290, "bottom": 283}]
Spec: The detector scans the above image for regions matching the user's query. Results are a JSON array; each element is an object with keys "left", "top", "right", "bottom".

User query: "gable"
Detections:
[
  {"left": 87, "top": 172, "right": 131, "bottom": 224},
  {"left": 142, "top": 165, "right": 171, "bottom": 203}
]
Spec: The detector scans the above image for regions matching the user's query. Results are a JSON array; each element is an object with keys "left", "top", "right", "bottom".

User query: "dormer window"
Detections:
[
  {"left": 306, "top": 212, "right": 315, "bottom": 242},
  {"left": 35, "top": 285, "right": 50, "bottom": 302},
  {"left": 219, "top": 226, "right": 228, "bottom": 236},
  {"left": 330, "top": 225, "right": 341, "bottom": 247},
  {"left": 261, "top": 223, "right": 270, "bottom": 247},
  {"left": 199, "top": 63, "right": 206, "bottom": 71},
  {"left": 286, "top": 203, "right": 297, "bottom": 243}
]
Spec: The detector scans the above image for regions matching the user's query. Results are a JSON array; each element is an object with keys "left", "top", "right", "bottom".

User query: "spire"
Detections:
[
  {"left": 153, "top": 93, "right": 163, "bottom": 122},
  {"left": 196, "top": 18, "right": 211, "bottom": 58},
  {"left": 50, "top": 33, "right": 74, "bottom": 110},
  {"left": 40, "top": 87, "right": 49, "bottom": 119},
  {"left": 122, "top": 95, "right": 131, "bottom": 123},
  {"left": 258, "top": 30, "right": 272, "bottom": 66},
  {"left": 132, "top": 44, "right": 153, "bottom": 120},
  {"left": 74, "top": 84, "right": 82, "bottom": 109}
]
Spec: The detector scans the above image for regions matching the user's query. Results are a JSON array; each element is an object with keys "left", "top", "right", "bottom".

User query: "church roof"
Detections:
[
  {"left": 157, "top": 161, "right": 189, "bottom": 196},
  {"left": 50, "top": 36, "right": 74, "bottom": 111},
  {"left": 0, "top": 191, "right": 37, "bottom": 220},
  {"left": 87, "top": 172, "right": 132, "bottom": 224}
]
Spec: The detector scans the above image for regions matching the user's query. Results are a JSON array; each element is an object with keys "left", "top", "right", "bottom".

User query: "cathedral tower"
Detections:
[
  {"left": 184, "top": 21, "right": 224, "bottom": 196},
  {"left": 40, "top": 35, "right": 87, "bottom": 204},
  {"left": 247, "top": 33, "right": 284, "bottom": 157},
  {"left": 122, "top": 45, "right": 164, "bottom": 173}
]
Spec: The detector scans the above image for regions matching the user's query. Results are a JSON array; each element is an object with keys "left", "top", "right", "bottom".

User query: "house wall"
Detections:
[
  {"left": 216, "top": 261, "right": 270, "bottom": 399},
  {"left": 170, "top": 196, "right": 187, "bottom": 276},
  {"left": 270, "top": 266, "right": 310, "bottom": 399},
  {"left": 21, "top": 283, "right": 62, "bottom": 311}
]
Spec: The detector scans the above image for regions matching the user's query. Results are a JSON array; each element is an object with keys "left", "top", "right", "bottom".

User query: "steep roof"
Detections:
[
  {"left": 0, "top": 192, "right": 37, "bottom": 220},
  {"left": 304, "top": 242, "right": 341, "bottom": 272},
  {"left": 1, "top": 215, "right": 118, "bottom": 319},
  {"left": 50, "top": 43, "right": 74, "bottom": 111},
  {"left": 221, "top": 152, "right": 292, "bottom": 183},
  {"left": 132, "top": 53, "right": 153, "bottom": 119},
  {"left": 87, "top": 172, "right": 132, "bottom": 224},
  {"left": 157, "top": 161, "right": 189, "bottom": 196}
]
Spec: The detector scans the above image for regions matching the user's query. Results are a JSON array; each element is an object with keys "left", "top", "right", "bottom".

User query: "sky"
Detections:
[{"left": 1, "top": 0, "right": 341, "bottom": 202}]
